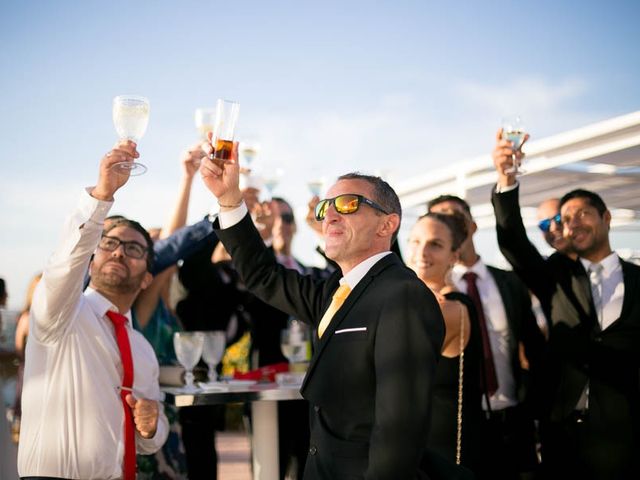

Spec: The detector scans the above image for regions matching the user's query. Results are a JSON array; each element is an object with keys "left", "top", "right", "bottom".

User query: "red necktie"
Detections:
[
  {"left": 106, "top": 310, "right": 137, "bottom": 480},
  {"left": 462, "top": 272, "right": 499, "bottom": 397}
]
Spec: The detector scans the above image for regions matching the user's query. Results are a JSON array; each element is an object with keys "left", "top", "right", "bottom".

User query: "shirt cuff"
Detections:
[
  {"left": 219, "top": 203, "right": 249, "bottom": 229},
  {"left": 81, "top": 187, "right": 113, "bottom": 226},
  {"left": 494, "top": 181, "right": 519, "bottom": 194}
]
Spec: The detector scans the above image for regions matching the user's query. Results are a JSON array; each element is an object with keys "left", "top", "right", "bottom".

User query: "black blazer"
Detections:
[
  {"left": 485, "top": 265, "right": 545, "bottom": 407},
  {"left": 492, "top": 186, "right": 640, "bottom": 473},
  {"left": 216, "top": 214, "right": 445, "bottom": 480}
]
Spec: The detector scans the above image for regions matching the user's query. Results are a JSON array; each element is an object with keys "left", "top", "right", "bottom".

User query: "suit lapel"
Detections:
[
  {"left": 301, "top": 254, "right": 399, "bottom": 392},
  {"left": 616, "top": 259, "right": 638, "bottom": 325},
  {"left": 487, "top": 266, "right": 518, "bottom": 343}
]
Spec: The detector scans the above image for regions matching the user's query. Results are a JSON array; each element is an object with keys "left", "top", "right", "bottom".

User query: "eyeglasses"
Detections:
[
  {"left": 314, "top": 194, "right": 389, "bottom": 221},
  {"left": 280, "top": 213, "right": 295, "bottom": 224},
  {"left": 98, "top": 235, "right": 148, "bottom": 260},
  {"left": 538, "top": 213, "right": 562, "bottom": 232}
]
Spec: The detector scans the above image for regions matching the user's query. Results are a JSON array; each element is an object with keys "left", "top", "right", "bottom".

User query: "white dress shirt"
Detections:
[
  {"left": 580, "top": 252, "right": 624, "bottom": 330},
  {"left": 452, "top": 259, "right": 518, "bottom": 410},
  {"left": 18, "top": 189, "right": 168, "bottom": 479}
]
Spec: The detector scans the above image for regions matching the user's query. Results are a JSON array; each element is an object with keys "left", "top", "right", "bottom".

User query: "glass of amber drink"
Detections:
[{"left": 211, "top": 99, "right": 239, "bottom": 165}]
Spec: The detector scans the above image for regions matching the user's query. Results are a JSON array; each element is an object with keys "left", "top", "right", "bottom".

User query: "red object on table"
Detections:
[{"left": 234, "top": 362, "right": 289, "bottom": 382}]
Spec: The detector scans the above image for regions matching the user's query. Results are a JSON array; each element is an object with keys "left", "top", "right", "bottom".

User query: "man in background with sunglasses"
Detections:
[
  {"left": 18, "top": 141, "right": 168, "bottom": 480},
  {"left": 491, "top": 132, "right": 640, "bottom": 478},
  {"left": 536, "top": 198, "right": 575, "bottom": 259},
  {"left": 200, "top": 146, "right": 445, "bottom": 479}
]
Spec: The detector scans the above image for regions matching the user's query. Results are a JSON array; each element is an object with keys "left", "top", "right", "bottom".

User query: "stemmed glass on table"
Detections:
[
  {"left": 201, "top": 331, "right": 226, "bottom": 383},
  {"left": 501, "top": 115, "right": 527, "bottom": 176},
  {"left": 280, "top": 320, "right": 310, "bottom": 367},
  {"left": 112, "top": 95, "right": 150, "bottom": 175},
  {"left": 173, "top": 332, "right": 204, "bottom": 392}
]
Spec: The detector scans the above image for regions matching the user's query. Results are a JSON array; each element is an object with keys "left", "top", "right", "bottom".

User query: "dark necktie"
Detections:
[
  {"left": 462, "top": 272, "right": 499, "bottom": 397},
  {"left": 106, "top": 310, "right": 137, "bottom": 480}
]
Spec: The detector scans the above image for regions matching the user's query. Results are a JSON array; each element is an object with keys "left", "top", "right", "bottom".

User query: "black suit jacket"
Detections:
[
  {"left": 492, "top": 185, "right": 640, "bottom": 474},
  {"left": 216, "top": 214, "right": 445, "bottom": 480},
  {"left": 485, "top": 265, "right": 545, "bottom": 406}
]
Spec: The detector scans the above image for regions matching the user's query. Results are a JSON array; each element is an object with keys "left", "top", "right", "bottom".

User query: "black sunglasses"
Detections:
[
  {"left": 314, "top": 194, "right": 389, "bottom": 221},
  {"left": 98, "top": 234, "right": 148, "bottom": 260},
  {"left": 538, "top": 213, "right": 562, "bottom": 232}
]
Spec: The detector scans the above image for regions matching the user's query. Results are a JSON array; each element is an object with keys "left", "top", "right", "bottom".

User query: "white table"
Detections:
[{"left": 162, "top": 383, "right": 304, "bottom": 480}]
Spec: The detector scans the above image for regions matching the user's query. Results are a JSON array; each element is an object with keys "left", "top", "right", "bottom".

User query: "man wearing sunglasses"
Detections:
[
  {"left": 536, "top": 198, "right": 575, "bottom": 258},
  {"left": 18, "top": 141, "right": 168, "bottom": 480},
  {"left": 200, "top": 148, "right": 445, "bottom": 479},
  {"left": 491, "top": 131, "right": 640, "bottom": 479}
]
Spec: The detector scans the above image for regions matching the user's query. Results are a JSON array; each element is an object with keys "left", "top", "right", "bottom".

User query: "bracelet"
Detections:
[{"left": 218, "top": 200, "right": 243, "bottom": 209}]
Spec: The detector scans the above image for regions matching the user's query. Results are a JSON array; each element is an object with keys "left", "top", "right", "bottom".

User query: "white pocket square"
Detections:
[{"left": 334, "top": 327, "right": 367, "bottom": 334}]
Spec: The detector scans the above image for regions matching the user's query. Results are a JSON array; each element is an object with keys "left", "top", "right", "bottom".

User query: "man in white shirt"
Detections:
[
  {"left": 199, "top": 144, "right": 446, "bottom": 479},
  {"left": 18, "top": 141, "right": 168, "bottom": 480},
  {"left": 491, "top": 130, "right": 640, "bottom": 478},
  {"left": 428, "top": 194, "right": 544, "bottom": 479}
]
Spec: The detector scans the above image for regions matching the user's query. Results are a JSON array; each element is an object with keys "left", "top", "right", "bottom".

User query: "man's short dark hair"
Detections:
[
  {"left": 426, "top": 194, "right": 472, "bottom": 216},
  {"left": 559, "top": 189, "right": 608, "bottom": 216},
  {"left": 337, "top": 172, "right": 402, "bottom": 242},
  {"left": 104, "top": 218, "right": 155, "bottom": 272}
]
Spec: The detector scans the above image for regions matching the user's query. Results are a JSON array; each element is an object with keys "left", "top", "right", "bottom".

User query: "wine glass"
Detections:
[
  {"left": 239, "top": 140, "right": 260, "bottom": 168},
  {"left": 501, "top": 115, "right": 527, "bottom": 175},
  {"left": 307, "top": 177, "right": 326, "bottom": 197},
  {"left": 263, "top": 168, "right": 284, "bottom": 200},
  {"left": 201, "top": 331, "right": 226, "bottom": 383},
  {"left": 112, "top": 95, "right": 150, "bottom": 175},
  {"left": 173, "top": 331, "right": 204, "bottom": 392},
  {"left": 280, "top": 320, "right": 310, "bottom": 367},
  {"left": 195, "top": 108, "right": 215, "bottom": 141}
]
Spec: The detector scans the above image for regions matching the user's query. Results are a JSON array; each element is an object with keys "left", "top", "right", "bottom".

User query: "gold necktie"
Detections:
[{"left": 318, "top": 284, "right": 351, "bottom": 338}]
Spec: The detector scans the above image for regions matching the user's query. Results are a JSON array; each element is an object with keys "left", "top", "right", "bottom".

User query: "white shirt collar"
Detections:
[
  {"left": 84, "top": 287, "right": 133, "bottom": 324},
  {"left": 452, "top": 256, "right": 489, "bottom": 282},
  {"left": 580, "top": 251, "right": 620, "bottom": 277},
  {"left": 340, "top": 251, "right": 392, "bottom": 290}
]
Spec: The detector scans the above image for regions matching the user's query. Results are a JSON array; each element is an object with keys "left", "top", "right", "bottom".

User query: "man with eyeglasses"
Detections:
[
  {"left": 18, "top": 141, "right": 168, "bottom": 480},
  {"left": 200, "top": 145, "right": 445, "bottom": 479},
  {"left": 491, "top": 130, "right": 640, "bottom": 479}
]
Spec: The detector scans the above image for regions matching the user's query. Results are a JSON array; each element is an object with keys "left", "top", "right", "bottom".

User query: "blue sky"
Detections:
[{"left": 1, "top": 0, "right": 639, "bottom": 310}]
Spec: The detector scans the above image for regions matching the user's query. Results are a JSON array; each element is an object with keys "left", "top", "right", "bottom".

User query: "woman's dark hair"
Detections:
[{"left": 418, "top": 211, "right": 468, "bottom": 251}]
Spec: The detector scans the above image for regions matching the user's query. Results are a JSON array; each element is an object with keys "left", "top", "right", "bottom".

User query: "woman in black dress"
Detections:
[{"left": 407, "top": 211, "right": 486, "bottom": 475}]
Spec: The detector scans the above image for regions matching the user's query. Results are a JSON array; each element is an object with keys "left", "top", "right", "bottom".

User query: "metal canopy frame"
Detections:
[{"left": 396, "top": 111, "right": 640, "bottom": 231}]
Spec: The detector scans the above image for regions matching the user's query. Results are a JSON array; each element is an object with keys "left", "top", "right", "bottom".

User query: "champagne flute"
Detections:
[
  {"left": 201, "top": 331, "right": 226, "bottom": 383},
  {"left": 501, "top": 115, "right": 527, "bottom": 175},
  {"left": 112, "top": 95, "right": 149, "bottom": 175},
  {"left": 195, "top": 108, "right": 215, "bottom": 141},
  {"left": 173, "top": 332, "right": 204, "bottom": 392}
]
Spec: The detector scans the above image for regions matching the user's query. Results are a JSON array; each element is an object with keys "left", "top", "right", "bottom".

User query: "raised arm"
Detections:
[
  {"left": 490, "top": 129, "right": 555, "bottom": 305},
  {"left": 31, "top": 141, "right": 137, "bottom": 343}
]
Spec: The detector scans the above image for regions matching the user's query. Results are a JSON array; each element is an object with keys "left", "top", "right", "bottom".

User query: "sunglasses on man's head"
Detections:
[
  {"left": 538, "top": 213, "right": 562, "bottom": 232},
  {"left": 314, "top": 194, "right": 389, "bottom": 221}
]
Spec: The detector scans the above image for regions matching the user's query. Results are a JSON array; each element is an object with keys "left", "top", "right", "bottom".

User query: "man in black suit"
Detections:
[
  {"left": 428, "top": 195, "right": 544, "bottom": 480},
  {"left": 200, "top": 149, "right": 444, "bottom": 479},
  {"left": 491, "top": 130, "right": 640, "bottom": 478}
]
